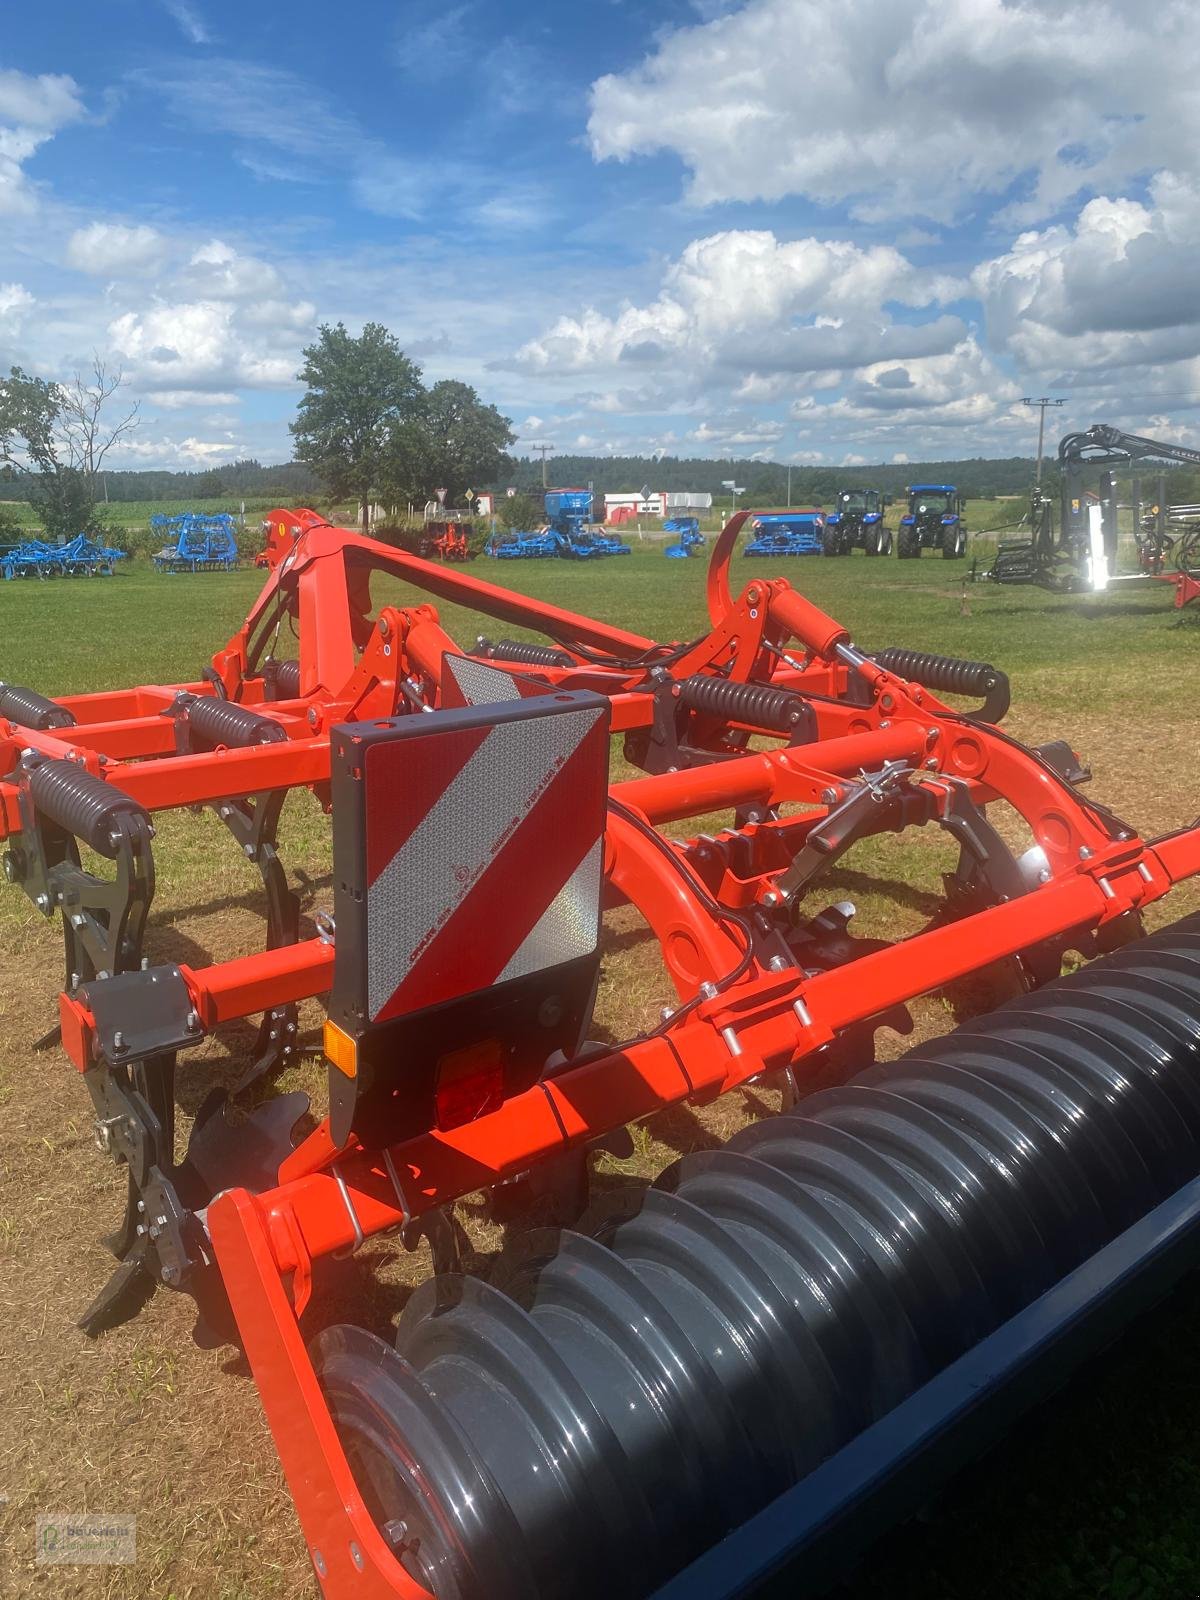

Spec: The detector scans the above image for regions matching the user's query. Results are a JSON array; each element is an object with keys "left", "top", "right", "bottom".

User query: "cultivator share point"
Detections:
[{"left": 5, "top": 504, "right": 1200, "bottom": 1598}]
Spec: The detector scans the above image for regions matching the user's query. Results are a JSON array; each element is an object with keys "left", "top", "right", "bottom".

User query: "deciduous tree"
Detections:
[
  {"left": 386, "top": 379, "right": 514, "bottom": 507},
  {"left": 0, "top": 359, "right": 138, "bottom": 538},
  {"left": 290, "top": 322, "right": 423, "bottom": 528}
]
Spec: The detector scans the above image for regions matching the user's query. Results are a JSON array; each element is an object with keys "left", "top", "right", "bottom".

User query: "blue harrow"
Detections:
[
  {"left": 2, "top": 533, "right": 125, "bottom": 580},
  {"left": 744, "top": 510, "right": 826, "bottom": 557},
  {"left": 664, "top": 517, "right": 705, "bottom": 559},
  {"left": 152, "top": 512, "right": 239, "bottom": 572},
  {"left": 487, "top": 529, "right": 565, "bottom": 560}
]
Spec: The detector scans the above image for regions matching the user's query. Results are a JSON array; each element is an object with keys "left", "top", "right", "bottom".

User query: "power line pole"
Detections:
[
  {"left": 519, "top": 441, "right": 556, "bottom": 490},
  {"left": 1021, "top": 398, "right": 1065, "bottom": 487}
]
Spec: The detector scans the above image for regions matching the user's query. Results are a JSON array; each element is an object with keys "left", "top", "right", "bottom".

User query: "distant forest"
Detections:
[
  {"left": 505, "top": 453, "right": 1050, "bottom": 502},
  {"left": 1, "top": 450, "right": 1193, "bottom": 507},
  {"left": 0, "top": 458, "right": 320, "bottom": 504}
]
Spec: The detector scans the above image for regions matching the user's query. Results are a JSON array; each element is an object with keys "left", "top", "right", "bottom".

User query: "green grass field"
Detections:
[{"left": 1, "top": 538, "right": 1198, "bottom": 1600}]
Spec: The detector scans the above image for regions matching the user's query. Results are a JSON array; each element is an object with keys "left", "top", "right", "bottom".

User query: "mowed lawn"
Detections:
[{"left": 0, "top": 538, "right": 1199, "bottom": 1600}]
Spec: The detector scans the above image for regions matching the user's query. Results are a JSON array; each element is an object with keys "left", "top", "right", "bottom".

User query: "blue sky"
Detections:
[{"left": 1, "top": 0, "right": 1198, "bottom": 470}]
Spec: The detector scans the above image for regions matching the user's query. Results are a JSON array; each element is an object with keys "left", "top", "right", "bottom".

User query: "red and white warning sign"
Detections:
[{"left": 359, "top": 696, "right": 608, "bottom": 1022}]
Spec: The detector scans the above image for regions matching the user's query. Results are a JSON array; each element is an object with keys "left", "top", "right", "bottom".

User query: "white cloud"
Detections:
[
  {"left": 108, "top": 291, "right": 315, "bottom": 393},
  {"left": 0, "top": 69, "right": 85, "bottom": 214},
  {"left": 794, "top": 337, "right": 1020, "bottom": 428},
  {"left": 516, "top": 229, "right": 959, "bottom": 382},
  {"left": 184, "top": 239, "right": 282, "bottom": 299},
  {"left": 144, "top": 388, "right": 240, "bottom": 409},
  {"left": 161, "top": 0, "right": 212, "bottom": 44},
  {"left": 974, "top": 172, "right": 1200, "bottom": 377},
  {"left": 0, "top": 282, "right": 33, "bottom": 329},
  {"left": 588, "top": 0, "right": 1200, "bottom": 222},
  {"left": 113, "top": 431, "right": 245, "bottom": 467},
  {"left": 690, "top": 416, "right": 785, "bottom": 449},
  {"left": 67, "top": 222, "right": 168, "bottom": 276}
]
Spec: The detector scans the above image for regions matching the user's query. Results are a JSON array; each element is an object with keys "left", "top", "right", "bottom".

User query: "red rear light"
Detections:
[{"left": 435, "top": 1039, "right": 507, "bottom": 1130}]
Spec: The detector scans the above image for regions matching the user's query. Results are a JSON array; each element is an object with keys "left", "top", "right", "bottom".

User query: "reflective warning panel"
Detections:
[
  {"left": 327, "top": 689, "right": 610, "bottom": 1146},
  {"left": 439, "top": 651, "right": 549, "bottom": 710}
]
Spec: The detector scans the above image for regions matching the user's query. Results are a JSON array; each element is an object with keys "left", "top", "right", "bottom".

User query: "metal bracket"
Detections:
[{"left": 84, "top": 964, "right": 198, "bottom": 1066}]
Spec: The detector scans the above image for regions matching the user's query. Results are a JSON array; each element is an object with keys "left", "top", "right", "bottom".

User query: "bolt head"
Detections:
[
  {"left": 160, "top": 1264, "right": 181, "bottom": 1286},
  {"left": 820, "top": 787, "right": 838, "bottom": 805},
  {"left": 1079, "top": 845, "right": 1093, "bottom": 860}
]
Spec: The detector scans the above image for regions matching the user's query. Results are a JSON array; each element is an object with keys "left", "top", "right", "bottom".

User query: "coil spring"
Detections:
[
  {"left": 314, "top": 912, "right": 1200, "bottom": 1600},
  {"left": 265, "top": 656, "right": 302, "bottom": 700},
  {"left": 0, "top": 682, "right": 76, "bottom": 732},
  {"left": 476, "top": 637, "right": 575, "bottom": 669},
  {"left": 181, "top": 694, "right": 287, "bottom": 749},
  {"left": 872, "top": 647, "right": 1010, "bottom": 723},
  {"left": 27, "top": 758, "right": 150, "bottom": 858},
  {"left": 678, "top": 674, "right": 811, "bottom": 734}
]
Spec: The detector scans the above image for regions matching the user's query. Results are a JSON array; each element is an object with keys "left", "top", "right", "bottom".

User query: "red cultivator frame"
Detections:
[{"left": 5, "top": 506, "right": 1200, "bottom": 1599}]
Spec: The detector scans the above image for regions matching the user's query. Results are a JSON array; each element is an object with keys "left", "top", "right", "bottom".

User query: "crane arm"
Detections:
[{"left": 1058, "top": 424, "right": 1200, "bottom": 469}]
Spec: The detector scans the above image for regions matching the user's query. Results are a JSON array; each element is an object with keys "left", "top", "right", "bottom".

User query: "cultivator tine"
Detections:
[{"left": 77, "top": 1245, "right": 158, "bottom": 1338}]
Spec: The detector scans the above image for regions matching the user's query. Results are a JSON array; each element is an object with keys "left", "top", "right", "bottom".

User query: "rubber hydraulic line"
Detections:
[
  {"left": 475, "top": 636, "right": 576, "bottom": 669},
  {"left": 176, "top": 694, "right": 288, "bottom": 749},
  {"left": 0, "top": 681, "right": 76, "bottom": 731},
  {"left": 26, "top": 758, "right": 151, "bottom": 859},
  {"left": 676, "top": 674, "right": 813, "bottom": 737},
  {"left": 871, "top": 647, "right": 1010, "bottom": 724},
  {"left": 314, "top": 913, "right": 1200, "bottom": 1600}
]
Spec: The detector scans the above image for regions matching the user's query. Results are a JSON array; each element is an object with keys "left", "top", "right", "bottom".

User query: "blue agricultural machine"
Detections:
[
  {"left": 488, "top": 488, "right": 632, "bottom": 560},
  {"left": 664, "top": 516, "right": 705, "bottom": 558},
  {"left": 821, "top": 488, "right": 893, "bottom": 556},
  {"left": 897, "top": 484, "right": 968, "bottom": 559},
  {"left": 152, "top": 512, "right": 240, "bottom": 572},
  {"left": 744, "top": 509, "right": 825, "bottom": 557},
  {"left": 2, "top": 533, "right": 125, "bottom": 580}
]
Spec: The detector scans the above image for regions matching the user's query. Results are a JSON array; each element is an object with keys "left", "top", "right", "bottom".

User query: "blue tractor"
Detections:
[
  {"left": 663, "top": 517, "right": 704, "bottom": 559},
  {"left": 744, "top": 510, "right": 825, "bottom": 557},
  {"left": 896, "top": 484, "right": 968, "bottom": 560},
  {"left": 821, "top": 488, "right": 892, "bottom": 556}
]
